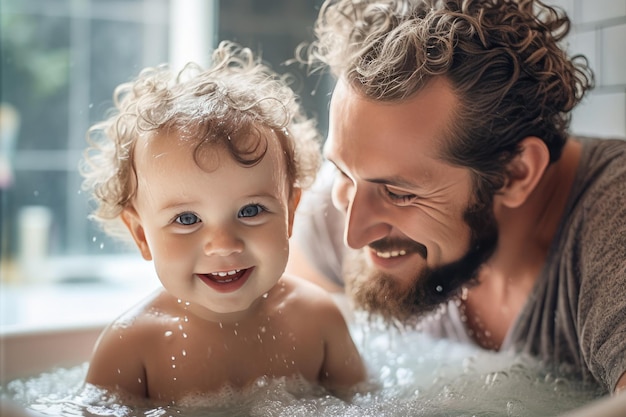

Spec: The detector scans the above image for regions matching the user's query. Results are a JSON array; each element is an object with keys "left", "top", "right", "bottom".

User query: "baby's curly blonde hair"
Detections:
[{"left": 81, "top": 41, "right": 322, "bottom": 239}]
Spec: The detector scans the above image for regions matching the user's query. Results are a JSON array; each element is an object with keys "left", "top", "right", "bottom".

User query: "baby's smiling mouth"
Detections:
[{"left": 200, "top": 268, "right": 248, "bottom": 284}]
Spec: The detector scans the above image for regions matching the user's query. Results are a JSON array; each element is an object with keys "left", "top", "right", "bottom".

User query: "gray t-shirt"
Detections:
[{"left": 291, "top": 137, "right": 626, "bottom": 393}]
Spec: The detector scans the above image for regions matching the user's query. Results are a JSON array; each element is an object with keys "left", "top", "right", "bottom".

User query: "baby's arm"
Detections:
[
  {"left": 318, "top": 299, "right": 367, "bottom": 393},
  {"left": 85, "top": 322, "right": 147, "bottom": 399}
]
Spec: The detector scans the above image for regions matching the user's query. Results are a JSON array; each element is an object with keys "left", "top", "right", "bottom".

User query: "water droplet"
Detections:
[
  {"left": 171, "top": 356, "right": 176, "bottom": 361},
  {"left": 88, "top": 103, "right": 94, "bottom": 109},
  {"left": 99, "top": 243, "right": 104, "bottom": 250},
  {"left": 234, "top": 329, "right": 238, "bottom": 336},
  {"left": 177, "top": 299, "right": 183, "bottom": 304},
  {"left": 262, "top": 292, "right": 269, "bottom": 299},
  {"left": 164, "top": 331, "right": 173, "bottom": 337},
  {"left": 219, "top": 322, "right": 223, "bottom": 329},
  {"left": 92, "top": 236, "right": 97, "bottom": 242},
  {"left": 461, "top": 286, "right": 469, "bottom": 300},
  {"left": 182, "top": 333, "right": 188, "bottom": 338},
  {"left": 256, "top": 376, "right": 269, "bottom": 387},
  {"left": 435, "top": 285, "right": 443, "bottom": 292},
  {"left": 182, "top": 350, "right": 187, "bottom": 357},
  {"left": 259, "top": 326, "right": 266, "bottom": 333},
  {"left": 553, "top": 377, "right": 569, "bottom": 392}
]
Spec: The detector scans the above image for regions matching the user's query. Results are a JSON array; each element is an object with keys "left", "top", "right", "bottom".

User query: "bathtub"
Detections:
[
  {"left": 0, "top": 322, "right": 104, "bottom": 384},
  {"left": 0, "top": 258, "right": 159, "bottom": 415},
  {"left": 0, "top": 323, "right": 104, "bottom": 417},
  {"left": 1, "top": 285, "right": 626, "bottom": 417}
]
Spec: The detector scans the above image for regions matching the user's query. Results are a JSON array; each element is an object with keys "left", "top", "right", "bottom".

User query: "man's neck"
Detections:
[
  {"left": 489, "top": 139, "right": 582, "bottom": 281},
  {"left": 463, "top": 139, "right": 582, "bottom": 349}
]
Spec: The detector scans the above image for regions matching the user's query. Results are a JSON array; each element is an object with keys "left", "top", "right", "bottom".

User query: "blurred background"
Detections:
[{"left": 0, "top": 0, "right": 624, "bottom": 331}]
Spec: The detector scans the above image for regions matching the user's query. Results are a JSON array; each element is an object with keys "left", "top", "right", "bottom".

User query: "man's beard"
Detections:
[{"left": 343, "top": 200, "right": 498, "bottom": 323}]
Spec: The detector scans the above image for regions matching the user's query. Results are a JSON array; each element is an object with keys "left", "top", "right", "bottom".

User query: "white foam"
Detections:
[{"left": 2, "top": 323, "right": 604, "bottom": 416}]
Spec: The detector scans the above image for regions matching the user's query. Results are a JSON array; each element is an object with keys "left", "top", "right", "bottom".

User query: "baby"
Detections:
[{"left": 80, "top": 41, "right": 365, "bottom": 404}]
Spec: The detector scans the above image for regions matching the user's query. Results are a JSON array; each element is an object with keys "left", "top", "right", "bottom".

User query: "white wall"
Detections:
[{"left": 551, "top": 0, "right": 626, "bottom": 139}]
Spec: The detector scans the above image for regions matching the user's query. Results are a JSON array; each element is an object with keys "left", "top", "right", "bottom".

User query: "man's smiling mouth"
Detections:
[{"left": 374, "top": 250, "right": 407, "bottom": 259}]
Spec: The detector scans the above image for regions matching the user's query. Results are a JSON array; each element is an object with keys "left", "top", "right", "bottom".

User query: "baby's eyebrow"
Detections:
[{"left": 158, "top": 200, "right": 198, "bottom": 212}]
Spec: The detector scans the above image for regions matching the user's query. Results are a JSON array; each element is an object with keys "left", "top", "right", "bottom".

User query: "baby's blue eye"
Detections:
[
  {"left": 176, "top": 213, "right": 200, "bottom": 225},
  {"left": 238, "top": 204, "right": 264, "bottom": 218}
]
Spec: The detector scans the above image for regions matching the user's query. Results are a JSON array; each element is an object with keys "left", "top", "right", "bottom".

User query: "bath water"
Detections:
[{"left": 2, "top": 319, "right": 604, "bottom": 417}]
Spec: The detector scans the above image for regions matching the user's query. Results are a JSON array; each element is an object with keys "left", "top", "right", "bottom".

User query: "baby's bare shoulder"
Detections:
[
  {"left": 278, "top": 274, "right": 343, "bottom": 316},
  {"left": 100, "top": 289, "right": 180, "bottom": 342}
]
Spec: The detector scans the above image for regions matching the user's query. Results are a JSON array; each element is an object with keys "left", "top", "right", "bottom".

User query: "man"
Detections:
[{"left": 286, "top": 0, "right": 626, "bottom": 394}]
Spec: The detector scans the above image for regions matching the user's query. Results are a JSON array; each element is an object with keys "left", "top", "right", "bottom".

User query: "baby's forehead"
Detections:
[{"left": 136, "top": 126, "right": 289, "bottom": 172}]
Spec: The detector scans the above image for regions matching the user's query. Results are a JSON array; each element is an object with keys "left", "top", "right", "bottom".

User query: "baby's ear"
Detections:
[
  {"left": 121, "top": 206, "right": 152, "bottom": 260},
  {"left": 287, "top": 187, "right": 302, "bottom": 237}
]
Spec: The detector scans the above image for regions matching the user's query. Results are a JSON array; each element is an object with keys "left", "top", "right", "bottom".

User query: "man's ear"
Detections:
[
  {"left": 287, "top": 187, "right": 302, "bottom": 237},
  {"left": 497, "top": 136, "right": 550, "bottom": 209},
  {"left": 121, "top": 206, "right": 152, "bottom": 260}
]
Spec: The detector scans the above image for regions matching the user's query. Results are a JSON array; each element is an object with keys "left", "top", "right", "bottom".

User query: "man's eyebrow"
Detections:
[
  {"left": 366, "top": 176, "right": 420, "bottom": 189},
  {"left": 326, "top": 158, "right": 422, "bottom": 190}
]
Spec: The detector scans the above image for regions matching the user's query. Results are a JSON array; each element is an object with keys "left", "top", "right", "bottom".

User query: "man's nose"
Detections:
[{"left": 343, "top": 186, "right": 391, "bottom": 250}]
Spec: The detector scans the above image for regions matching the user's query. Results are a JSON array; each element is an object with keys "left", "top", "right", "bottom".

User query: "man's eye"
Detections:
[
  {"left": 175, "top": 213, "right": 200, "bottom": 225},
  {"left": 238, "top": 204, "right": 265, "bottom": 218},
  {"left": 385, "top": 189, "right": 417, "bottom": 205}
]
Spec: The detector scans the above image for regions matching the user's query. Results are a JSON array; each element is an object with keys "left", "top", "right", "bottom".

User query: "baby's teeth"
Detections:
[{"left": 211, "top": 269, "right": 241, "bottom": 277}]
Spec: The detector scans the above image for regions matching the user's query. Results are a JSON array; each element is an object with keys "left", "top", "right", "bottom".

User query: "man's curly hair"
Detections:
[
  {"left": 82, "top": 41, "right": 322, "bottom": 239},
  {"left": 306, "top": 0, "right": 593, "bottom": 197}
]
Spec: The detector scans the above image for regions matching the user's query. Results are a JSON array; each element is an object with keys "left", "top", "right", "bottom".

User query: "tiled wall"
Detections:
[{"left": 551, "top": 0, "right": 626, "bottom": 139}]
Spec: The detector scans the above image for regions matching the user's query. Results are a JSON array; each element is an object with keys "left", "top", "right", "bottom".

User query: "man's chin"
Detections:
[
  {"left": 344, "top": 256, "right": 443, "bottom": 324},
  {"left": 343, "top": 247, "right": 479, "bottom": 325}
]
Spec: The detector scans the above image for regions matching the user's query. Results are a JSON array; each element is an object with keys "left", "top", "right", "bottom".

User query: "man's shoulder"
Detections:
[{"left": 569, "top": 137, "right": 626, "bottom": 210}]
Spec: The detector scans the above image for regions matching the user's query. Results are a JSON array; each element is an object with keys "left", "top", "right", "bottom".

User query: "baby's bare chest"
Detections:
[{"left": 141, "top": 317, "right": 326, "bottom": 400}]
